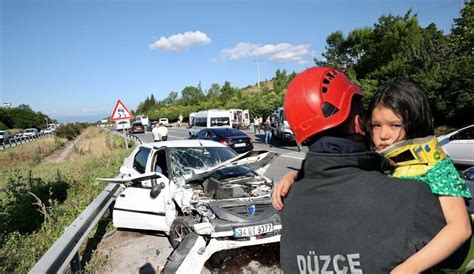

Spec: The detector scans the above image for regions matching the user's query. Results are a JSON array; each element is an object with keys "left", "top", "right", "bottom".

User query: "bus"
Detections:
[{"left": 189, "top": 109, "right": 232, "bottom": 136}]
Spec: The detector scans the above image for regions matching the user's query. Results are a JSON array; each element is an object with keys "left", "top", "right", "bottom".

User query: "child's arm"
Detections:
[
  {"left": 391, "top": 196, "right": 471, "bottom": 274},
  {"left": 272, "top": 170, "right": 298, "bottom": 211}
]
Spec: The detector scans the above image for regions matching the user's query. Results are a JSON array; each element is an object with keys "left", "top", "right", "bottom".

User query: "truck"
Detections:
[{"left": 270, "top": 107, "right": 298, "bottom": 147}]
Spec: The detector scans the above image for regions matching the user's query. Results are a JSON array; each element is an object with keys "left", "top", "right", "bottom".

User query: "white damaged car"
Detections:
[{"left": 98, "top": 140, "right": 280, "bottom": 254}]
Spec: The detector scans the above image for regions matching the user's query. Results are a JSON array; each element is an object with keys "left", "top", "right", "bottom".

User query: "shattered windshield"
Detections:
[{"left": 168, "top": 147, "right": 237, "bottom": 181}]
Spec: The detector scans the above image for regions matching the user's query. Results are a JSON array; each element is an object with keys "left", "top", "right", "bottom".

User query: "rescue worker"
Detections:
[{"left": 280, "top": 67, "right": 446, "bottom": 273}]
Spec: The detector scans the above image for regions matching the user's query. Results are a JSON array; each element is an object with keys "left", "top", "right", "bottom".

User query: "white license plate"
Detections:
[
  {"left": 234, "top": 143, "right": 246, "bottom": 147},
  {"left": 234, "top": 223, "right": 273, "bottom": 237}
]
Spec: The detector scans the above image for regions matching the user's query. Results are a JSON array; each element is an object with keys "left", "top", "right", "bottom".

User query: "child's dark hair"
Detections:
[{"left": 368, "top": 79, "right": 434, "bottom": 140}]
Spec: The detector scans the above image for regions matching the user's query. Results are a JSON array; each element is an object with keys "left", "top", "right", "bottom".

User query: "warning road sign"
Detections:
[{"left": 110, "top": 99, "right": 134, "bottom": 121}]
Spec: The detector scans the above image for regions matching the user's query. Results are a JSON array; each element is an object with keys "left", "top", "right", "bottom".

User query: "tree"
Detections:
[
  {"left": 162, "top": 91, "right": 178, "bottom": 106},
  {"left": 219, "top": 81, "right": 236, "bottom": 102},
  {"left": 207, "top": 83, "right": 221, "bottom": 98},
  {"left": 180, "top": 86, "right": 205, "bottom": 105}
]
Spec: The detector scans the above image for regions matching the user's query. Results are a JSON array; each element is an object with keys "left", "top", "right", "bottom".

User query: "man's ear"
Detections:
[{"left": 354, "top": 114, "right": 365, "bottom": 136}]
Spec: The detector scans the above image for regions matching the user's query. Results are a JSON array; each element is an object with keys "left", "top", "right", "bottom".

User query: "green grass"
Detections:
[{"left": 0, "top": 127, "right": 133, "bottom": 272}]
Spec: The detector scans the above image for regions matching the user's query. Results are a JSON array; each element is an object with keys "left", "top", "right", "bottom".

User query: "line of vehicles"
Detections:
[
  {"left": 0, "top": 124, "right": 58, "bottom": 143},
  {"left": 114, "top": 115, "right": 172, "bottom": 133},
  {"left": 125, "top": 109, "right": 472, "bottom": 167}
]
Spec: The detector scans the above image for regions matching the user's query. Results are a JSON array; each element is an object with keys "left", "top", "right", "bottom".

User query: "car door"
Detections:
[
  {"left": 442, "top": 126, "right": 474, "bottom": 165},
  {"left": 113, "top": 147, "right": 172, "bottom": 232},
  {"left": 205, "top": 130, "right": 218, "bottom": 141}
]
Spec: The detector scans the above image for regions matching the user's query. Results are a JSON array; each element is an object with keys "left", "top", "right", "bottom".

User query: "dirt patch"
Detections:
[
  {"left": 96, "top": 229, "right": 281, "bottom": 273},
  {"left": 96, "top": 229, "right": 174, "bottom": 273},
  {"left": 41, "top": 139, "right": 78, "bottom": 164}
]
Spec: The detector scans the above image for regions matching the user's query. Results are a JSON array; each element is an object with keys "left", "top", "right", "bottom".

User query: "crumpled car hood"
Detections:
[{"left": 182, "top": 150, "right": 278, "bottom": 183}]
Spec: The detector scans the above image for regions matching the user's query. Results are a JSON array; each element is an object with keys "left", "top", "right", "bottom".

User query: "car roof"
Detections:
[{"left": 139, "top": 139, "right": 227, "bottom": 149}]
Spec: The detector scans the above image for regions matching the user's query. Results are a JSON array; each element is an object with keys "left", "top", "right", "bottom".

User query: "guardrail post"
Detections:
[{"left": 70, "top": 252, "right": 81, "bottom": 272}]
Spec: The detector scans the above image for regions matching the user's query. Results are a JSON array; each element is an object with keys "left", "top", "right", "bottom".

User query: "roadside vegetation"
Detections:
[
  {"left": 0, "top": 127, "right": 133, "bottom": 272},
  {"left": 135, "top": 2, "right": 472, "bottom": 129},
  {"left": 0, "top": 104, "right": 56, "bottom": 131}
]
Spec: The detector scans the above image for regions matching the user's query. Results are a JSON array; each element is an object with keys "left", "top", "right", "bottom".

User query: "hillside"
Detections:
[{"left": 241, "top": 80, "right": 274, "bottom": 93}]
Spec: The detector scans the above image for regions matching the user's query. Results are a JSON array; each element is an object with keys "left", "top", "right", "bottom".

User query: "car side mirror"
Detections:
[
  {"left": 150, "top": 182, "right": 166, "bottom": 198},
  {"left": 120, "top": 166, "right": 132, "bottom": 176}
]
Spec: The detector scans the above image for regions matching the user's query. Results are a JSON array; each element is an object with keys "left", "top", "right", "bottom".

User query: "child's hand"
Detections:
[
  {"left": 272, "top": 171, "right": 298, "bottom": 211},
  {"left": 390, "top": 263, "right": 420, "bottom": 274}
]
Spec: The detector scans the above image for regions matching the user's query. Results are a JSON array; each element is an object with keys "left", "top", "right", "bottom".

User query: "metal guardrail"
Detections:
[
  {"left": 0, "top": 132, "right": 54, "bottom": 150},
  {"left": 29, "top": 130, "right": 142, "bottom": 273},
  {"left": 109, "top": 130, "right": 143, "bottom": 146},
  {"left": 29, "top": 183, "right": 121, "bottom": 273}
]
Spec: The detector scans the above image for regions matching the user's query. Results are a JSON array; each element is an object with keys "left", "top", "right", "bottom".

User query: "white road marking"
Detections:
[
  {"left": 169, "top": 135, "right": 185, "bottom": 140},
  {"left": 280, "top": 154, "right": 304, "bottom": 160}
]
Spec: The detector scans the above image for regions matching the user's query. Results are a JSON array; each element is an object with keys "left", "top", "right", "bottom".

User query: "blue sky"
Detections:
[{"left": 0, "top": 0, "right": 463, "bottom": 122}]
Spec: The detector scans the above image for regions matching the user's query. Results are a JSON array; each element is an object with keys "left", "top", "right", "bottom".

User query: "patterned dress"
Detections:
[{"left": 398, "top": 157, "right": 471, "bottom": 199}]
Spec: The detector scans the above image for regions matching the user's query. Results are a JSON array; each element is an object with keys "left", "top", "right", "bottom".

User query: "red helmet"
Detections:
[{"left": 284, "top": 67, "right": 364, "bottom": 144}]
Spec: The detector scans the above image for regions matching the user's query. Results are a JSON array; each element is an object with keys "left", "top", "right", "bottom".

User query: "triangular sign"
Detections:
[{"left": 110, "top": 99, "right": 134, "bottom": 121}]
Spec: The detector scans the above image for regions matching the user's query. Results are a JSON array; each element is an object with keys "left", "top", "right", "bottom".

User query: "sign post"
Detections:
[{"left": 110, "top": 99, "right": 134, "bottom": 148}]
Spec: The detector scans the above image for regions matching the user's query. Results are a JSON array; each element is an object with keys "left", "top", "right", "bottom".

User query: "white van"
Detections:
[
  {"left": 159, "top": 118, "right": 170, "bottom": 127},
  {"left": 270, "top": 107, "right": 296, "bottom": 143},
  {"left": 229, "top": 109, "right": 250, "bottom": 129},
  {"left": 135, "top": 115, "right": 149, "bottom": 127},
  {"left": 189, "top": 109, "right": 232, "bottom": 136},
  {"left": 115, "top": 119, "right": 131, "bottom": 132}
]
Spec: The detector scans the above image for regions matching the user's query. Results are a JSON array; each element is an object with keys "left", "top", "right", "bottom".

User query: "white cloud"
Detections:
[
  {"left": 217, "top": 42, "right": 312, "bottom": 64},
  {"left": 149, "top": 31, "right": 211, "bottom": 52}
]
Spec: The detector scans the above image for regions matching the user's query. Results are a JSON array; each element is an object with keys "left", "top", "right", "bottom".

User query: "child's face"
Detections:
[{"left": 371, "top": 105, "right": 406, "bottom": 151}]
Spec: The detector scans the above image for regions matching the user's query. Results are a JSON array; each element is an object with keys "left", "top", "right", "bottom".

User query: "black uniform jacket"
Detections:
[{"left": 280, "top": 136, "right": 445, "bottom": 273}]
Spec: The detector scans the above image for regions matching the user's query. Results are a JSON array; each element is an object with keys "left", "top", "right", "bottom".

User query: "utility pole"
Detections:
[{"left": 255, "top": 59, "right": 261, "bottom": 91}]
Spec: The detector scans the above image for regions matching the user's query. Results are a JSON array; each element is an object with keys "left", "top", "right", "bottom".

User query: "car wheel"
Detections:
[{"left": 169, "top": 216, "right": 196, "bottom": 249}]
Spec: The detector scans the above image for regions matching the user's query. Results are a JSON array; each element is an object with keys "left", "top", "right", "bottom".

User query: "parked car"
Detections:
[
  {"left": 130, "top": 122, "right": 145, "bottom": 134},
  {"left": 0, "top": 130, "right": 12, "bottom": 143},
  {"left": 438, "top": 125, "right": 474, "bottom": 166},
  {"left": 97, "top": 140, "right": 280, "bottom": 253},
  {"left": 23, "top": 128, "right": 39, "bottom": 137},
  {"left": 462, "top": 167, "right": 474, "bottom": 213},
  {"left": 191, "top": 127, "right": 254, "bottom": 153}
]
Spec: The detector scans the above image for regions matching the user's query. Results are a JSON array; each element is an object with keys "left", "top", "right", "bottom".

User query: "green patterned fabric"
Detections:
[{"left": 395, "top": 158, "right": 471, "bottom": 199}]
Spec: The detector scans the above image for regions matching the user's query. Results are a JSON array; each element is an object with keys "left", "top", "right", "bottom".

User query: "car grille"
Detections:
[
  {"left": 209, "top": 201, "right": 278, "bottom": 223},
  {"left": 222, "top": 204, "right": 268, "bottom": 217}
]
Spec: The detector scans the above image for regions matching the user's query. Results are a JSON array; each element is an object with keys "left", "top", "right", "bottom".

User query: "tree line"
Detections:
[
  {"left": 136, "top": 3, "right": 473, "bottom": 128},
  {"left": 0, "top": 105, "right": 57, "bottom": 130}
]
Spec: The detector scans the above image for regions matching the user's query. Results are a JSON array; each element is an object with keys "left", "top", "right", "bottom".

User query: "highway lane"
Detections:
[{"left": 133, "top": 126, "right": 306, "bottom": 182}]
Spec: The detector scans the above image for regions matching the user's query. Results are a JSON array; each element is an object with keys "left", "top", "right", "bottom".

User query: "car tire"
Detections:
[{"left": 169, "top": 216, "right": 196, "bottom": 249}]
